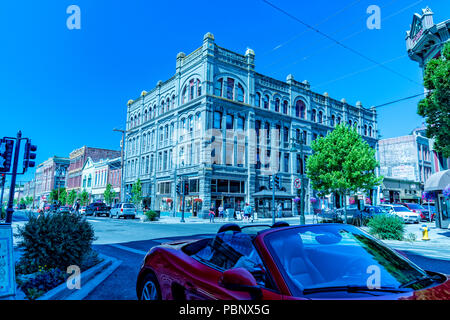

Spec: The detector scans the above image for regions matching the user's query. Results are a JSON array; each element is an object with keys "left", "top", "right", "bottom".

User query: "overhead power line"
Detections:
[
  {"left": 373, "top": 92, "right": 425, "bottom": 108},
  {"left": 261, "top": 0, "right": 422, "bottom": 86}
]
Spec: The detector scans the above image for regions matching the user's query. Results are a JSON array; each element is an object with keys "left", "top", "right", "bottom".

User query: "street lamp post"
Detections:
[{"left": 113, "top": 128, "right": 126, "bottom": 203}]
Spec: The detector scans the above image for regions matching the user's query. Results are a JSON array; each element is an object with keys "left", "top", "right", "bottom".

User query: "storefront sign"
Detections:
[{"left": 0, "top": 224, "right": 15, "bottom": 298}]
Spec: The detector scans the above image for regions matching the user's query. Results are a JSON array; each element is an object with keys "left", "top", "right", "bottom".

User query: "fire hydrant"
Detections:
[{"left": 421, "top": 224, "right": 430, "bottom": 241}]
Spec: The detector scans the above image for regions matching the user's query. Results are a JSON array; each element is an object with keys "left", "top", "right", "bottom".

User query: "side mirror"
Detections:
[{"left": 219, "top": 268, "right": 262, "bottom": 300}]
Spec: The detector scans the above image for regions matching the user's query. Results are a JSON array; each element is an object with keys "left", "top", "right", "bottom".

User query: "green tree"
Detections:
[
  {"left": 306, "top": 124, "right": 382, "bottom": 223},
  {"left": 67, "top": 190, "right": 77, "bottom": 206},
  {"left": 417, "top": 42, "right": 450, "bottom": 157},
  {"left": 79, "top": 189, "right": 90, "bottom": 206},
  {"left": 131, "top": 179, "right": 143, "bottom": 208},
  {"left": 49, "top": 189, "right": 59, "bottom": 203},
  {"left": 59, "top": 188, "right": 67, "bottom": 206},
  {"left": 103, "top": 183, "right": 116, "bottom": 205}
]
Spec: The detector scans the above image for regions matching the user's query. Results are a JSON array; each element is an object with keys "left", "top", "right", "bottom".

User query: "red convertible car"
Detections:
[{"left": 136, "top": 222, "right": 450, "bottom": 300}]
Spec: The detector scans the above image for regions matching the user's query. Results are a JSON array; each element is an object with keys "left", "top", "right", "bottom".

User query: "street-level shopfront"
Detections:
[
  {"left": 380, "top": 178, "right": 422, "bottom": 204},
  {"left": 424, "top": 169, "right": 450, "bottom": 229},
  {"left": 210, "top": 179, "right": 246, "bottom": 217},
  {"left": 253, "top": 189, "right": 294, "bottom": 218}
]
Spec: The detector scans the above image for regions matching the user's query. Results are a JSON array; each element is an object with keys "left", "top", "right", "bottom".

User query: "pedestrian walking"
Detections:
[
  {"left": 218, "top": 205, "right": 224, "bottom": 220},
  {"left": 74, "top": 199, "right": 81, "bottom": 214},
  {"left": 243, "top": 203, "right": 252, "bottom": 222},
  {"left": 209, "top": 208, "right": 215, "bottom": 223},
  {"left": 277, "top": 203, "right": 283, "bottom": 218}
]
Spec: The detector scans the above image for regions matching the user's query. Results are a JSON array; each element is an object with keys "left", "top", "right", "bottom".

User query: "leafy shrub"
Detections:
[
  {"left": 404, "top": 232, "right": 417, "bottom": 243},
  {"left": 17, "top": 268, "right": 67, "bottom": 300},
  {"left": 367, "top": 214, "right": 405, "bottom": 240},
  {"left": 144, "top": 210, "right": 159, "bottom": 221},
  {"left": 15, "top": 212, "right": 96, "bottom": 274}
]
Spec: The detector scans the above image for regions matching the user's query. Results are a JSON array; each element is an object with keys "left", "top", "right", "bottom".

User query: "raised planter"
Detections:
[{"left": 36, "top": 254, "right": 121, "bottom": 300}]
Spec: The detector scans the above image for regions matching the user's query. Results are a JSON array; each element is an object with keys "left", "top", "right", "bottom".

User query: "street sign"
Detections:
[
  {"left": 0, "top": 224, "right": 16, "bottom": 299},
  {"left": 0, "top": 139, "right": 14, "bottom": 173},
  {"left": 294, "top": 178, "right": 302, "bottom": 189}
]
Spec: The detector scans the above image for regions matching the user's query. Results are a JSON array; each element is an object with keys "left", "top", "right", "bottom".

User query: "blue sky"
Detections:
[{"left": 0, "top": 0, "right": 449, "bottom": 182}]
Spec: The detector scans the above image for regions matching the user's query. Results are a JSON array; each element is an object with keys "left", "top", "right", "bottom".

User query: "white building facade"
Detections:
[{"left": 124, "top": 33, "right": 378, "bottom": 218}]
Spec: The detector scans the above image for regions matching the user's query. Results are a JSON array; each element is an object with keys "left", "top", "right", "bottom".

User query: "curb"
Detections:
[{"left": 36, "top": 254, "right": 122, "bottom": 300}]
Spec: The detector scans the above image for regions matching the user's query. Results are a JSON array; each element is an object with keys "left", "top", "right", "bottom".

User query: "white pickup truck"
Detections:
[{"left": 110, "top": 203, "right": 137, "bottom": 219}]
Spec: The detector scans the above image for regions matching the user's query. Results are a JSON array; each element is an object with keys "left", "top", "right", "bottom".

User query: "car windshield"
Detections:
[
  {"left": 407, "top": 204, "right": 424, "bottom": 210},
  {"left": 373, "top": 207, "right": 387, "bottom": 213},
  {"left": 264, "top": 224, "right": 430, "bottom": 298},
  {"left": 392, "top": 206, "right": 410, "bottom": 212},
  {"left": 123, "top": 204, "right": 135, "bottom": 208}
]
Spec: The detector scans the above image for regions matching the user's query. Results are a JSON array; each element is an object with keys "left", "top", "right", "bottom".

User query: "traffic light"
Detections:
[
  {"left": 176, "top": 183, "right": 181, "bottom": 194},
  {"left": 269, "top": 175, "right": 274, "bottom": 189},
  {"left": 274, "top": 174, "right": 281, "bottom": 190},
  {"left": 184, "top": 181, "right": 189, "bottom": 195},
  {"left": 23, "top": 140, "right": 37, "bottom": 171},
  {"left": 0, "top": 139, "right": 14, "bottom": 173}
]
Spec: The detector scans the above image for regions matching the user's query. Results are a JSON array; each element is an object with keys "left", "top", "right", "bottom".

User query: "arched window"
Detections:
[
  {"left": 364, "top": 124, "right": 368, "bottom": 136},
  {"left": 337, "top": 116, "right": 341, "bottom": 125},
  {"left": 130, "top": 116, "right": 134, "bottom": 128},
  {"left": 256, "top": 93, "right": 261, "bottom": 107},
  {"left": 197, "top": 79, "right": 202, "bottom": 97},
  {"left": 295, "top": 100, "right": 306, "bottom": 118},
  {"left": 369, "top": 126, "right": 373, "bottom": 137},
  {"left": 172, "top": 94, "right": 176, "bottom": 108},
  {"left": 263, "top": 95, "right": 269, "bottom": 109},
  {"left": 318, "top": 110, "right": 323, "bottom": 123},
  {"left": 331, "top": 115, "right": 335, "bottom": 127},
  {"left": 275, "top": 98, "right": 280, "bottom": 112},
  {"left": 182, "top": 86, "right": 187, "bottom": 104},
  {"left": 215, "top": 78, "right": 223, "bottom": 97},
  {"left": 348, "top": 119, "right": 352, "bottom": 127},
  {"left": 166, "top": 98, "right": 170, "bottom": 111},
  {"left": 237, "top": 83, "right": 244, "bottom": 103},
  {"left": 226, "top": 78, "right": 235, "bottom": 100},
  {"left": 283, "top": 100, "right": 288, "bottom": 114},
  {"left": 188, "top": 115, "right": 194, "bottom": 133},
  {"left": 311, "top": 109, "right": 317, "bottom": 122},
  {"left": 195, "top": 113, "right": 202, "bottom": 131},
  {"left": 161, "top": 101, "right": 165, "bottom": 114},
  {"left": 213, "top": 111, "right": 222, "bottom": 129}
]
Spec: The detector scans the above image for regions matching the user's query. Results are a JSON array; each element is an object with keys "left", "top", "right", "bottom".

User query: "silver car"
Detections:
[
  {"left": 110, "top": 203, "right": 136, "bottom": 219},
  {"left": 380, "top": 204, "right": 421, "bottom": 223}
]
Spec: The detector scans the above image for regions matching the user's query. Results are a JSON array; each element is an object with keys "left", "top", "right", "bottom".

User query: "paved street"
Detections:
[
  {"left": 80, "top": 215, "right": 450, "bottom": 300},
  {"left": 9, "top": 211, "right": 450, "bottom": 300}
]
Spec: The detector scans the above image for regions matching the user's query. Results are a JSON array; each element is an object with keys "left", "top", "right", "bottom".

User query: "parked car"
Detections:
[
  {"left": 398, "top": 203, "right": 434, "bottom": 221},
  {"left": 357, "top": 205, "right": 389, "bottom": 224},
  {"left": 57, "top": 206, "right": 71, "bottom": 214},
  {"left": 110, "top": 203, "right": 136, "bottom": 219},
  {"left": 79, "top": 206, "right": 87, "bottom": 215},
  {"left": 49, "top": 204, "right": 59, "bottom": 213},
  {"left": 379, "top": 204, "right": 421, "bottom": 223},
  {"left": 335, "top": 205, "right": 362, "bottom": 225},
  {"left": 86, "top": 202, "right": 110, "bottom": 217},
  {"left": 136, "top": 222, "right": 450, "bottom": 300}
]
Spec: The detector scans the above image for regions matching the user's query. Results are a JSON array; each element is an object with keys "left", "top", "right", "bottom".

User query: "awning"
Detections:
[
  {"left": 424, "top": 169, "right": 450, "bottom": 192},
  {"left": 252, "top": 190, "right": 295, "bottom": 198}
]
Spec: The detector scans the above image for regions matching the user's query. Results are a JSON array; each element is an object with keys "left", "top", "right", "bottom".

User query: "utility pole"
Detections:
[
  {"left": 180, "top": 177, "right": 186, "bottom": 223},
  {"left": 271, "top": 174, "right": 276, "bottom": 225},
  {"left": 113, "top": 128, "right": 126, "bottom": 203},
  {"left": 290, "top": 132, "right": 306, "bottom": 225},
  {"left": 5, "top": 131, "right": 22, "bottom": 224},
  {"left": 0, "top": 174, "right": 6, "bottom": 219}
]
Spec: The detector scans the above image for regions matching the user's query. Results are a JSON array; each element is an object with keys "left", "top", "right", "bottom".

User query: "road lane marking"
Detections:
[{"left": 109, "top": 244, "right": 148, "bottom": 255}]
